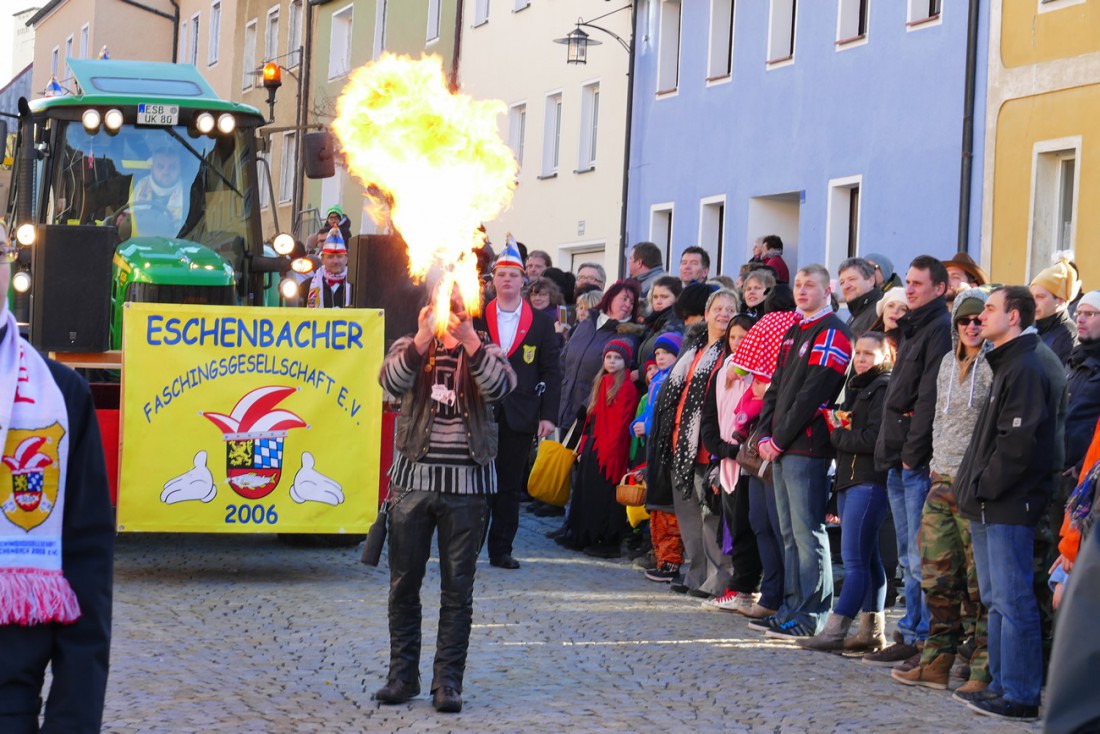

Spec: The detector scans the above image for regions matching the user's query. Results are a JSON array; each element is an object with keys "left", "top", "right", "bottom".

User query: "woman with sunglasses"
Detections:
[{"left": 888, "top": 287, "right": 995, "bottom": 695}]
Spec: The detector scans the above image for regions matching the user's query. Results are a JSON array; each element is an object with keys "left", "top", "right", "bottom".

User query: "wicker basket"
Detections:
[{"left": 615, "top": 471, "right": 646, "bottom": 507}]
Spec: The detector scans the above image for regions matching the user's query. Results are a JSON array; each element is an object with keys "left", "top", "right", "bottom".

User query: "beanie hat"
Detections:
[
  {"left": 604, "top": 339, "right": 633, "bottom": 363},
  {"left": 1080, "top": 290, "right": 1100, "bottom": 313},
  {"left": 493, "top": 239, "right": 524, "bottom": 272},
  {"left": 953, "top": 292, "right": 986, "bottom": 321},
  {"left": 643, "top": 359, "right": 658, "bottom": 375},
  {"left": 676, "top": 283, "right": 718, "bottom": 320},
  {"left": 326, "top": 204, "right": 345, "bottom": 219},
  {"left": 1030, "top": 257, "right": 1081, "bottom": 303},
  {"left": 321, "top": 226, "right": 347, "bottom": 254},
  {"left": 876, "top": 287, "right": 908, "bottom": 318},
  {"left": 653, "top": 331, "right": 683, "bottom": 356},
  {"left": 863, "top": 252, "right": 895, "bottom": 284}
]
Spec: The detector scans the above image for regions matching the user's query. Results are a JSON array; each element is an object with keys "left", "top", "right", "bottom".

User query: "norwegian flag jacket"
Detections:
[{"left": 758, "top": 312, "right": 852, "bottom": 457}]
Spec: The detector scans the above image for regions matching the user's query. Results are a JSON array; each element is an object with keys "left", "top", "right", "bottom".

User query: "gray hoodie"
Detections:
[{"left": 930, "top": 287, "right": 993, "bottom": 478}]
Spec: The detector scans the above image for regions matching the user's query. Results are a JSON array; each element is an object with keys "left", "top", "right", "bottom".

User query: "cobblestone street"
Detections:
[{"left": 101, "top": 511, "right": 1041, "bottom": 733}]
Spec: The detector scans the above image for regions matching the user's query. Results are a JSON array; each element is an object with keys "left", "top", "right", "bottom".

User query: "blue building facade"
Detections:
[{"left": 626, "top": 0, "right": 989, "bottom": 282}]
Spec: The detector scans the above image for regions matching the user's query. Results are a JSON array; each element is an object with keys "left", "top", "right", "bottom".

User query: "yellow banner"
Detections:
[{"left": 117, "top": 302, "right": 383, "bottom": 534}]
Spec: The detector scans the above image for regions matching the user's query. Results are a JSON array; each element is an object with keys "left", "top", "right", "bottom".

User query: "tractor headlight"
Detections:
[{"left": 273, "top": 233, "right": 295, "bottom": 256}]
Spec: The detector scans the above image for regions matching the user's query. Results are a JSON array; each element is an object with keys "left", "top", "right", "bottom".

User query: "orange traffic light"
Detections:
[{"left": 262, "top": 62, "right": 282, "bottom": 89}]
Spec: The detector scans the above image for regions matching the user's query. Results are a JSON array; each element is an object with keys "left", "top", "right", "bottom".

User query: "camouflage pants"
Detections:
[{"left": 918, "top": 477, "right": 990, "bottom": 682}]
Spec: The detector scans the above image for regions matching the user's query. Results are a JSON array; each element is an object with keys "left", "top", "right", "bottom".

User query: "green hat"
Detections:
[{"left": 326, "top": 205, "right": 345, "bottom": 218}]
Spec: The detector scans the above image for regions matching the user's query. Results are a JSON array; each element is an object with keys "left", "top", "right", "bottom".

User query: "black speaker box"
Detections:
[
  {"left": 31, "top": 224, "right": 118, "bottom": 352},
  {"left": 348, "top": 234, "right": 425, "bottom": 346}
]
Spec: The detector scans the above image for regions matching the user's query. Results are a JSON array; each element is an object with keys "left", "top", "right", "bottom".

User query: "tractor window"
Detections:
[{"left": 48, "top": 120, "right": 258, "bottom": 273}]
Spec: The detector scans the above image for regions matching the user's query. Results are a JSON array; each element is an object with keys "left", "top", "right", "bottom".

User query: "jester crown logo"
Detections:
[
  {"left": 202, "top": 386, "right": 308, "bottom": 500},
  {"left": 3, "top": 437, "right": 54, "bottom": 513}
]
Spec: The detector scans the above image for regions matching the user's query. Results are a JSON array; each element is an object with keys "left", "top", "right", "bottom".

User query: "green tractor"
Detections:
[{"left": 5, "top": 58, "right": 304, "bottom": 353}]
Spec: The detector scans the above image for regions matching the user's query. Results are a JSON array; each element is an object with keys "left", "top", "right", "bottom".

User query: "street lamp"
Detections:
[{"left": 551, "top": 5, "right": 636, "bottom": 280}]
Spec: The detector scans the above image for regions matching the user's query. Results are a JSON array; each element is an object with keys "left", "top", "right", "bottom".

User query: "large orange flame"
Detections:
[{"left": 333, "top": 54, "right": 518, "bottom": 335}]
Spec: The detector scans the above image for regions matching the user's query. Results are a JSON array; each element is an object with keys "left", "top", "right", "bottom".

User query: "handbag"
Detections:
[
  {"left": 615, "top": 467, "right": 647, "bottom": 507},
  {"left": 736, "top": 429, "right": 774, "bottom": 482},
  {"left": 527, "top": 422, "right": 579, "bottom": 507}
]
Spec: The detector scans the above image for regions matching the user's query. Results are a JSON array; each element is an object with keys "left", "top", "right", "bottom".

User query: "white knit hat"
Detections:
[{"left": 1079, "top": 290, "right": 1100, "bottom": 313}]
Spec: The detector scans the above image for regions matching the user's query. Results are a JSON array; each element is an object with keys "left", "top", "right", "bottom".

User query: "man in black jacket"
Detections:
[
  {"left": 0, "top": 237, "right": 114, "bottom": 734},
  {"left": 755, "top": 265, "right": 852, "bottom": 639},
  {"left": 1065, "top": 290, "right": 1100, "bottom": 477},
  {"left": 868, "top": 255, "right": 953, "bottom": 666},
  {"left": 475, "top": 247, "right": 562, "bottom": 569},
  {"left": 955, "top": 286, "right": 1064, "bottom": 723}
]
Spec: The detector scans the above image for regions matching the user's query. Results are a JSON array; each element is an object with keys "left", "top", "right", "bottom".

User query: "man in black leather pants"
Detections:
[{"left": 375, "top": 296, "right": 515, "bottom": 713}]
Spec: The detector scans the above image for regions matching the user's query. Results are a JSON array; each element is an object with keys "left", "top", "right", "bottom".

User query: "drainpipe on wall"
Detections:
[
  {"left": 616, "top": 3, "right": 637, "bottom": 280},
  {"left": 449, "top": 0, "right": 464, "bottom": 93},
  {"left": 956, "top": 0, "right": 981, "bottom": 254},
  {"left": 115, "top": 0, "right": 179, "bottom": 61}
]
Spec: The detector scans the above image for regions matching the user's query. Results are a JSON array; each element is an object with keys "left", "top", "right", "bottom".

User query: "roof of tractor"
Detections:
[{"left": 30, "top": 59, "right": 264, "bottom": 122}]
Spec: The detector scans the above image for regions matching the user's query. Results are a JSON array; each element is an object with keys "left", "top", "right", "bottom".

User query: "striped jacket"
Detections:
[{"left": 381, "top": 335, "right": 516, "bottom": 494}]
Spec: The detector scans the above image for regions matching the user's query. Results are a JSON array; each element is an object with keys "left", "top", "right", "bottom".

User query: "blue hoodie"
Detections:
[{"left": 632, "top": 365, "right": 672, "bottom": 437}]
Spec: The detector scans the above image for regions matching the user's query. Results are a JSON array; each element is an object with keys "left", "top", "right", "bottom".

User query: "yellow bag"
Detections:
[
  {"left": 626, "top": 504, "right": 650, "bottom": 528},
  {"left": 527, "top": 425, "right": 578, "bottom": 507}
]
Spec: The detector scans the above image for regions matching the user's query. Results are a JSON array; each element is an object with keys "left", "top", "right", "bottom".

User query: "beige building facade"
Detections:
[
  {"left": 457, "top": 1, "right": 632, "bottom": 276},
  {"left": 27, "top": 0, "right": 176, "bottom": 97}
]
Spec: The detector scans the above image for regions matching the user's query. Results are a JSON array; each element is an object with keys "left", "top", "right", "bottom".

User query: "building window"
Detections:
[
  {"left": 707, "top": 0, "right": 734, "bottom": 80},
  {"left": 650, "top": 204, "right": 674, "bottom": 267},
  {"left": 508, "top": 103, "right": 526, "bottom": 167},
  {"left": 1030, "top": 142, "right": 1079, "bottom": 279},
  {"left": 64, "top": 35, "right": 73, "bottom": 80},
  {"left": 287, "top": 0, "right": 303, "bottom": 67},
  {"left": 1039, "top": 0, "right": 1088, "bottom": 15},
  {"left": 330, "top": 5, "right": 354, "bottom": 79},
  {"left": 427, "top": 0, "right": 442, "bottom": 41},
  {"left": 699, "top": 197, "right": 726, "bottom": 274},
  {"left": 80, "top": 24, "right": 89, "bottom": 58},
  {"left": 657, "top": 0, "right": 682, "bottom": 94},
  {"left": 826, "top": 176, "right": 862, "bottom": 276},
  {"left": 265, "top": 7, "right": 280, "bottom": 62},
  {"left": 180, "top": 23, "right": 189, "bottom": 64},
  {"left": 209, "top": 2, "right": 221, "bottom": 65},
  {"left": 837, "top": 0, "right": 868, "bottom": 43},
  {"left": 767, "top": 0, "right": 797, "bottom": 63},
  {"left": 258, "top": 159, "right": 271, "bottom": 209},
  {"left": 907, "top": 0, "right": 941, "bottom": 25},
  {"left": 189, "top": 14, "right": 200, "bottom": 65},
  {"left": 373, "top": 1, "right": 387, "bottom": 59},
  {"left": 242, "top": 20, "right": 257, "bottom": 89},
  {"left": 541, "top": 93, "right": 562, "bottom": 177},
  {"left": 474, "top": 0, "right": 490, "bottom": 26},
  {"left": 515, "top": 0, "right": 530, "bottom": 9},
  {"left": 578, "top": 83, "right": 599, "bottom": 171},
  {"left": 280, "top": 133, "right": 297, "bottom": 203}
]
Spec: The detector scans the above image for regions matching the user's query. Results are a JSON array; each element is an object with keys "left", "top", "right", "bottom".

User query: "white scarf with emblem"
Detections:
[{"left": 0, "top": 310, "right": 77, "bottom": 625}]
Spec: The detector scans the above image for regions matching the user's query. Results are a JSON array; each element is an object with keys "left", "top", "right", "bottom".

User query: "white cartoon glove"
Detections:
[
  {"left": 289, "top": 452, "right": 344, "bottom": 505},
  {"left": 161, "top": 451, "right": 217, "bottom": 504}
]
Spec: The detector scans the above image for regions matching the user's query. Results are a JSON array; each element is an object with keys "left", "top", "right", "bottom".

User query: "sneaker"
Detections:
[
  {"left": 702, "top": 590, "right": 743, "bottom": 612},
  {"left": 765, "top": 619, "right": 816, "bottom": 640},
  {"left": 967, "top": 696, "right": 1039, "bottom": 722},
  {"left": 686, "top": 588, "right": 710, "bottom": 599},
  {"left": 644, "top": 563, "right": 679, "bottom": 583},
  {"left": 747, "top": 614, "right": 778, "bottom": 633},
  {"left": 862, "top": 641, "right": 920, "bottom": 668},
  {"left": 739, "top": 602, "right": 778, "bottom": 619},
  {"left": 669, "top": 580, "right": 689, "bottom": 594},
  {"left": 952, "top": 684, "right": 997, "bottom": 705}
]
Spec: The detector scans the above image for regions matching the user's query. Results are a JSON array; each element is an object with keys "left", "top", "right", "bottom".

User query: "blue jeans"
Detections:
[
  {"left": 747, "top": 476, "right": 784, "bottom": 611},
  {"left": 970, "top": 522, "right": 1043, "bottom": 707},
  {"left": 771, "top": 454, "right": 832, "bottom": 631},
  {"left": 835, "top": 484, "right": 889, "bottom": 618},
  {"left": 886, "top": 466, "right": 931, "bottom": 644}
]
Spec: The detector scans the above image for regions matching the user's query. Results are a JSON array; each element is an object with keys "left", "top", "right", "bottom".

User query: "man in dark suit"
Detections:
[{"left": 475, "top": 243, "right": 562, "bottom": 569}]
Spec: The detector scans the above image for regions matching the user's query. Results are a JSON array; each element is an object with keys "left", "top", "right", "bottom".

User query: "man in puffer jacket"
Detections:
[
  {"left": 869, "top": 255, "right": 953, "bottom": 666},
  {"left": 891, "top": 288, "right": 992, "bottom": 694}
]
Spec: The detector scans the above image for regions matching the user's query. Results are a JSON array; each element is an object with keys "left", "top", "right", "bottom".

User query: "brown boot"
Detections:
[
  {"left": 955, "top": 679, "right": 989, "bottom": 695},
  {"left": 796, "top": 613, "right": 853, "bottom": 652},
  {"left": 843, "top": 612, "right": 887, "bottom": 653},
  {"left": 891, "top": 652, "right": 955, "bottom": 690}
]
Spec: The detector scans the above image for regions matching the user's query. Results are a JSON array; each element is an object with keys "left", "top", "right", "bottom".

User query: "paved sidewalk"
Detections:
[{"left": 99, "top": 509, "right": 1041, "bottom": 733}]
